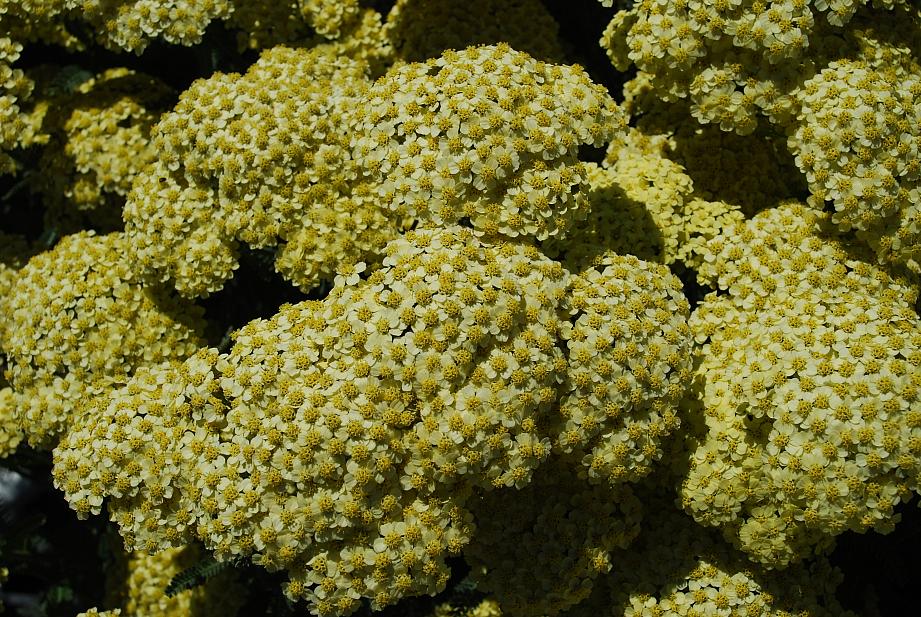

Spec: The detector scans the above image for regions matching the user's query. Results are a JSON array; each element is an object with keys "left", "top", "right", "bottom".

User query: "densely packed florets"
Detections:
[
  {"left": 53, "top": 224, "right": 699, "bottom": 615},
  {"left": 56, "top": 227, "right": 575, "bottom": 615},
  {"left": 556, "top": 254, "right": 693, "bottom": 485},
  {"left": 684, "top": 203, "right": 921, "bottom": 566},
  {"left": 384, "top": 0, "right": 565, "bottom": 63},
  {"left": 6, "top": 2, "right": 921, "bottom": 615},
  {"left": 1, "top": 231, "right": 205, "bottom": 447},
  {"left": 124, "top": 44, "right": 401, "bottom": 297},
  {"left": 465, "top": 459, "right": 642, "bottom": 616},
  {"left": 540, "top": 162, "right": 667, "bottom": 270},
  {"left": 351, "top": 43, "right": 628, "bottom": 241},
  {"left": 791, "top": 59, "right": 921, "bottom": 272}
]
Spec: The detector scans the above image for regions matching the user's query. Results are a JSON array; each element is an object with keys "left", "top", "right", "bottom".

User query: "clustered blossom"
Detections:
[
  {"left": 556, "top": 254, "right": 693, "bottom": 486},
  {"left": 351, "top": 43, "right": 628, "bottom": 241},
  {"left": 685, "top": 203, "right": 921, "bottom": 566},
  {"left": 569, "top": 488, "right": 857, "bottom": 617},
  {"left": 54, "top": 226, "right": 692, "bottom": 615},
  {"left": 465, "top": 458, "right": 642, "bottom": 616},
  {"left": 3, "top": 1, "right": 921, "bottom": 615},
  {"left": 384, "top": 0, "right": 565, "bottom": 63},
  {"left": 599, "top": 0, "right": 912, "bottom": 133},
  {"left": 791, "top": 58, "right": 921, "bottom": 271},
  {"left": 620, "top": 75, "right": 804, "bottom": 215},
  {"left": 556, "top": 128, "right": 748, "bottom": 274},
  {"left": 124, "top": 43, "right": 399, "bottom": 297},
  {"left": 600, "top": 0, "right": 921, "bottom": 273},
  {"left": 0, "top": 382, "right": 20, "bottom": 457},
  {"left": 0, "top": 1, "right": 232, "bottom": 53},
  {"left": 126, "top": 42, "right": 628, "bottom": 298},
  {"left": 29, "top": 66, "right": 174, "bottom": 214},
  {"left": 0, "top": 231, "right": 205, "bottom": 448}
]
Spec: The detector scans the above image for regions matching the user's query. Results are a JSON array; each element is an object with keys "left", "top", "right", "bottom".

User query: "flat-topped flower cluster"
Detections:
[{"left": 1, "top": 1, "right": 919, "bottom": 616}]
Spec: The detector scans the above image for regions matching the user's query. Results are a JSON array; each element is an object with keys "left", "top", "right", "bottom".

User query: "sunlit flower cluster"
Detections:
[
  {"left": 686, "top": 203, "right": 921, "bottom": 566},
  {"left": 1, "top": 231, "right": 205, "bottom": 448},
  {"left": 2, "top": 2, "right": 921, "bottom": 616},
  {"left": 124, "top": 43, "right": 398, "bottom": 297},
  {"left": 600, "top": 1, "right": 921, "bottom": 273},
  {"left": 556, "top": 254, "right": 693, "bottom": 485},
  {"left": 53, "top": 225, "right": 691, "bottom": 615}
]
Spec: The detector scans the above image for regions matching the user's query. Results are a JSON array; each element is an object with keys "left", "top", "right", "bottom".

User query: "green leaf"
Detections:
[{"left": 164, "top": 555, "right": 240, "bottom": 597}]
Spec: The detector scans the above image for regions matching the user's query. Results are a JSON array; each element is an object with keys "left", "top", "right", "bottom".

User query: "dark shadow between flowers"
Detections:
[
  {"left": 830, "top": 496, "right": 921, "bottom": 617},
  {"left": 197, "top": 246, "right": 312, "bottom": 350},
  {"left": 0, "top": 450, "right": 110, "bottom": 617}
]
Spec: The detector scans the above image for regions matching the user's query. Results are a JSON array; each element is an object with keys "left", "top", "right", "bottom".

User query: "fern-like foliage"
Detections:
[{"left": 164, "top": 554, "right": 242, "bottom": 597}]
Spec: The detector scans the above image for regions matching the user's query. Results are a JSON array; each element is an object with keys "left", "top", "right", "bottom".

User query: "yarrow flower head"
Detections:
[
  {"left": 124, "top": 44, "right": 403, "bottom": 297},
  {"left": 684, "top": 202, "right": 921, "bottom": 566},
  {"left": 1, "top": 231, "right": 205, "bottom": 448},
  {"left": 555, "top": 253, "right": 694, "bottom": 486},
  {"left": 465, "top": 457, "right": 642, "bottom": 616},
  {"left": 55, "top": 227, "right": 574, "bottom": 615},
  {"left": 350, "top": 43, "right": 628, "bottom": 241}
]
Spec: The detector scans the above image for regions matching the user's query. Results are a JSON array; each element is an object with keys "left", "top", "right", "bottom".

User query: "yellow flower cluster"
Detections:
[
  {"left": 540, "top": 162, "right": 667, "bottom": 270},
  {"left": 560, "top": 128, "right": 746, "bottom": 273},
  {"left": 229, "top": 0, "right": 389, "bottom": 55},
  {"left": 0, "top": 1, "right": 230, "bottom": 53},
  {"left": 603, "top": 1, "right": 921, "bottom": 273},
  {"left": 105, "top": 544, "right": 243, "bottom": 617},
  {"left": 55, "top": 228, "right": 566, "bottom": 614},
  {"left": 685, "top": 203, "right": 921, "bottom": 566},
  {"left": 29, "top": 67, "right": 173, "bottom": 213},
  {"left": 53, "top": 350, "right": 222, "bottom": 531},
  {"left": 0, "top": 1, "right": 390, "bottom": 58},
  {"left": 465, "top": 458, "right": 642, "bottom": 617},
  {"left": 76, "top": 609, "right": 122, "bottom": 617},
  {"left": 0, "top": 36, "right": 35, "bottom": 173},
  {"left": 600, "top": 0, "right": 911, "bottom": 134},
  {"left": 1, "top": 231, "right": 205, "bottom": 448},
  {"left": 791, "top": 57, "right": 921, "bottom": 272},
  {"left": 126, "top": 43, "right": 627, "bottom": 297},
  {"left": 572, "top": 489, "right": 857, "bottom": 617},
  {"left": 351, "top": 43, "right": 627, "bottom": 241},
  {"left": 556, "top": 254, "right": 693, "bottom": 486},
  {"left": 54, "top": 225, "right": 692, "bottom": 615},
  {"left": 124, "top": 43, "right": 400, "bottom": 297},
  {"left": 384, "top": 0, "right": 565, "bottom": 63}
]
